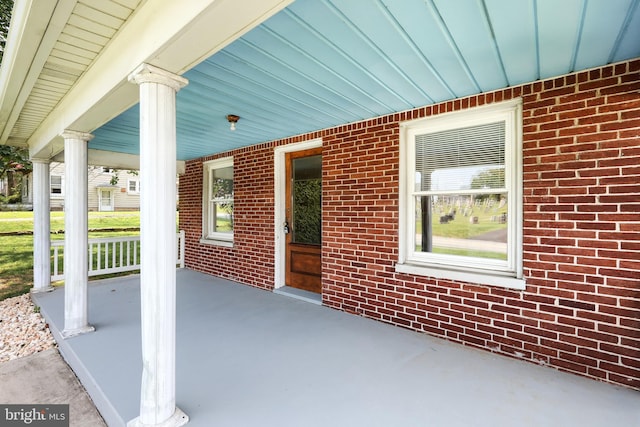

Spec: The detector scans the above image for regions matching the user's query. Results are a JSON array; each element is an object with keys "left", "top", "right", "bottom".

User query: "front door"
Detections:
[
  {"left": 285, "top": 148, "right": 322, "bottom": 293},
  {"left": 99, "top": 189, "right": 114, "bottom": 212}
]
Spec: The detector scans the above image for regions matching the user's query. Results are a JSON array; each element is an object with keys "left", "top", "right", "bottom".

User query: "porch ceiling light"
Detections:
[{"left": 227, "top": 114, "right": 240, "bottom": 131}]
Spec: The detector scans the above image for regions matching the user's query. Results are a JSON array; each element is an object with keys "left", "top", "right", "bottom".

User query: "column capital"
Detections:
[
  {"left": 61, "top": 130, "right": 94, "bottom": 142},
  {"left": 30, "top": 157, "right": 51, "bottom": 165},
  {"left": 128, "top": 63, "right": 188, "bottom": 92}
]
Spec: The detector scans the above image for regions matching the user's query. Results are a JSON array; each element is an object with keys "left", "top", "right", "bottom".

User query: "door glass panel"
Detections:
[
  {"left": 292, "top": 155, "right": 321, "bottom": 245},
  {"left": 101, "top": 190, "right": 112, "bottom": 207}
]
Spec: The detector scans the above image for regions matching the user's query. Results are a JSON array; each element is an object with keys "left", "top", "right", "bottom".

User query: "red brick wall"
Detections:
[
  {"left": 180, "top": 59, "right": 640, "bottom": 389},
  {"left": 179, "top": 142, "right": 278, "bottom": 288}
]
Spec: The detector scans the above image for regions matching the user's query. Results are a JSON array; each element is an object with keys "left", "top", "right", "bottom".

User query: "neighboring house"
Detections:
[
  {"left": 21, "top": 163, "right": 141, "bottom": 211},
  {"left": 0, "top": 1, "right": 638, "bottom": 426}
]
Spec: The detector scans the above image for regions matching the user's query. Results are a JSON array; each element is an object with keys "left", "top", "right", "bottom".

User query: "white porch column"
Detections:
[
  {"left": 31, "top": 159, "right": 53, "bottom": 293},
  {"left": 127, "top": 64, "right": 188, "bottom": 427},
  {"left": 61, "top": 130, "right": 95, "bottom": 338}
]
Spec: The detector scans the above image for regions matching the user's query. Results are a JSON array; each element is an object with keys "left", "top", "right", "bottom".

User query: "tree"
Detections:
[
  {"left": 0, "top": 1, "right": 26, "bottom": 203},
  {"left": 0, "top": 145, "right": 31, "bottom": 202},
  {"left": 470, "top": 167, "right": 505, "bottom": 190},
  {"left": 0, "top": 0, "right": 13, "bottom": 64},
  {"left": 470, "top": 167, "right": 504, "bottom": 203}
]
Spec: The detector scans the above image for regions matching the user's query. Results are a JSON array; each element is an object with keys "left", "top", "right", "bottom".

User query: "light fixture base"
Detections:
[{"left": 226, "top": 114, "right": 240, "bottom": 131}]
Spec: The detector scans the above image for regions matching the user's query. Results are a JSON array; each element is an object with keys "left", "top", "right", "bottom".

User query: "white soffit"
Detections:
[{"left": 1, "top": 0, "right": 142, "bottom": 147}]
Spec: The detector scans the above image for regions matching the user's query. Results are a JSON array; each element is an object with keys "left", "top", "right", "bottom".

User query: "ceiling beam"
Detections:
[{"left": 52, "top": 149, "right": 185, "bottom": 175}]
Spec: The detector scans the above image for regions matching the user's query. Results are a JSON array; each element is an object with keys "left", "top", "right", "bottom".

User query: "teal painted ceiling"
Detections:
[{"left": 90, "top": 0, "right": 640, "bottom": 161}]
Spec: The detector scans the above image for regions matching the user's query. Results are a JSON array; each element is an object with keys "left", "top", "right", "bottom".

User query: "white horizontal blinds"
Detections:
[
  {"left": 51, "top": 176, "right": 62, "bottom": 194},
  {"left": 415, "top": 121, "right": 506, "bottom": 192}
]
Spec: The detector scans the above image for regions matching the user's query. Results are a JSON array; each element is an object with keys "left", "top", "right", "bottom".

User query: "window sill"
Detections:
[
  {"left": 199, "top": 237, "right": 233, "bottom": 248},
  {"left": 395, "top": 262, "right": 525, "bottom": 290}
]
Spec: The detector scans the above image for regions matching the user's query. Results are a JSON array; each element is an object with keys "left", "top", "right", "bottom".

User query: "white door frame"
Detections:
[
  {"left": 273, "top": 138, "right": 322, "bottom": 290},
  {"left": 98, "top": 188, "right": 115, "bottom": 212}
]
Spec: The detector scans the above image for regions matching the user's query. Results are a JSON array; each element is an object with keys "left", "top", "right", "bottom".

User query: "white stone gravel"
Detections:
[{"left": 0, "top": 294, "right": 57, "bottom": 363}]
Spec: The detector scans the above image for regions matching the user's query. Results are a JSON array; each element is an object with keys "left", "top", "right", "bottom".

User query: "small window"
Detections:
[
  {"left": 202, "top": 157, "right": 233, "bottom": 243},
  {"left": 127, "top": 179, "right": 140, "bottom": 194},
  {"left": 397, "top": 100, "right": 524, "bottom": 289},
  {"left": 50, "top": 175, "right": 63, "bottom": 196}
]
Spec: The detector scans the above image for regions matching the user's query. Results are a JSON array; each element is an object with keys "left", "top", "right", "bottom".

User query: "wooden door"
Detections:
[{"left": 285, "top": 148, "right": 322, "bottom": 293}]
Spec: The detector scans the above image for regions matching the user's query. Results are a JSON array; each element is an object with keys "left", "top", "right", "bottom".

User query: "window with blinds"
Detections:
[
  {"left": 413, "top": 120, "right": 508, "bottom": 261},
  {"left": 50, "top": 175, "right": 63, "bottom": 195},
  {"left": 398, "top": 100, "right": 523, "bottom": 288}
]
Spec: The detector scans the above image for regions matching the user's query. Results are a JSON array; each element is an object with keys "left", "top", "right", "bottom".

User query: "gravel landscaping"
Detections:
[{"left": 0, "top": 294, "right": 56, "bottom": 363}]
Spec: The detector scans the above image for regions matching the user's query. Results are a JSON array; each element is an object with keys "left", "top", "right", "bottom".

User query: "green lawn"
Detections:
[
  {"left": 0, "top": 211, "right": 140, "bottom": 234},
  {"left": 0, "top": 234, "right": 36, "bottom": 299},
  {"left": 431, "top": 246, "right": 507, "bottom": 260},
  {"left": 0, "top": 211, "right": 143, "bottom": 301},
  {"left": 416, "top": 200, "right": 509, "bottom": 260},
  {"left": 418, "top": 202, "right": 508, "bottom": 239}
]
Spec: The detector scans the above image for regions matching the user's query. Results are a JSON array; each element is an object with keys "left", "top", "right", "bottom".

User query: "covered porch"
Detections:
[{"left": 33, "top": 269, "right": 638, "bottom": 427}]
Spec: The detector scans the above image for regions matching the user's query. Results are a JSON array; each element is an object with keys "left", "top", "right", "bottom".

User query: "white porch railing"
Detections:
[{"left": 51, "top": 230, "right": 185, "bottom": 281}]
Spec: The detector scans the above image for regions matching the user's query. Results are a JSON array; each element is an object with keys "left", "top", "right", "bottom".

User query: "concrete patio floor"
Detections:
[{"left": 33, "top": 269, "right": 639, "bottom": 427}]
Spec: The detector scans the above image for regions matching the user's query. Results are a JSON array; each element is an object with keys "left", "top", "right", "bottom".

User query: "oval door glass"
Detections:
[{"left": 292, "top": 155, "right": 321, "bottom": 245}]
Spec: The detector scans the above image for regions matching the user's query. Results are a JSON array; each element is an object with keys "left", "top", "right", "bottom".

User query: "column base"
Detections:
[
  {"left": 128, "top": 407, "right": 189, "bottom": 427},
  {"left": 61, "top": 325, "right": 95, "bottom": 339},
  {"left": 31, "top": 286, "right": 54, "bottom": 294}
]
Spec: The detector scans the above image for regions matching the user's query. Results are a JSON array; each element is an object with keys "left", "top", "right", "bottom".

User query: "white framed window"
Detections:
[
  {"left": 127, "top": 178, "right": 140, "bottom": 194},
  {"left": 50, "top": 175, "right": 63, "bottom": 197},
  {"left": 202, "top": 157, "right": 234, "bottom": 245},
  {"left": 397, "top": 99, "right": 524, "bottom": 290}
]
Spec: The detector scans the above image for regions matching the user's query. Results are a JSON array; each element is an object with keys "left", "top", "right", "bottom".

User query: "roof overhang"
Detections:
[
  {"left": 0, "top": 0, "right": 638, "bottom": 164},
  {"left": 0, "top": 0, "right": 293, "bottom": 160}
]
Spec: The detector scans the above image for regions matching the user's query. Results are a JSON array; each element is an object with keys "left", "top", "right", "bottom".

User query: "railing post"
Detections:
[
  {"left": 111, "top": 241, "right": 116, "bottom": 269},
  {"left": 88, "top": 242, "right": 93, "bottom": 276},
  {"left": 53, "top": 246, "right": 60, "bottom": 280},
  {"left": 96, "top": 243, "right": 101, "bottom": 273},
  {"left": 179, "top": 230, "right": 185, "bottom": 269}
]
